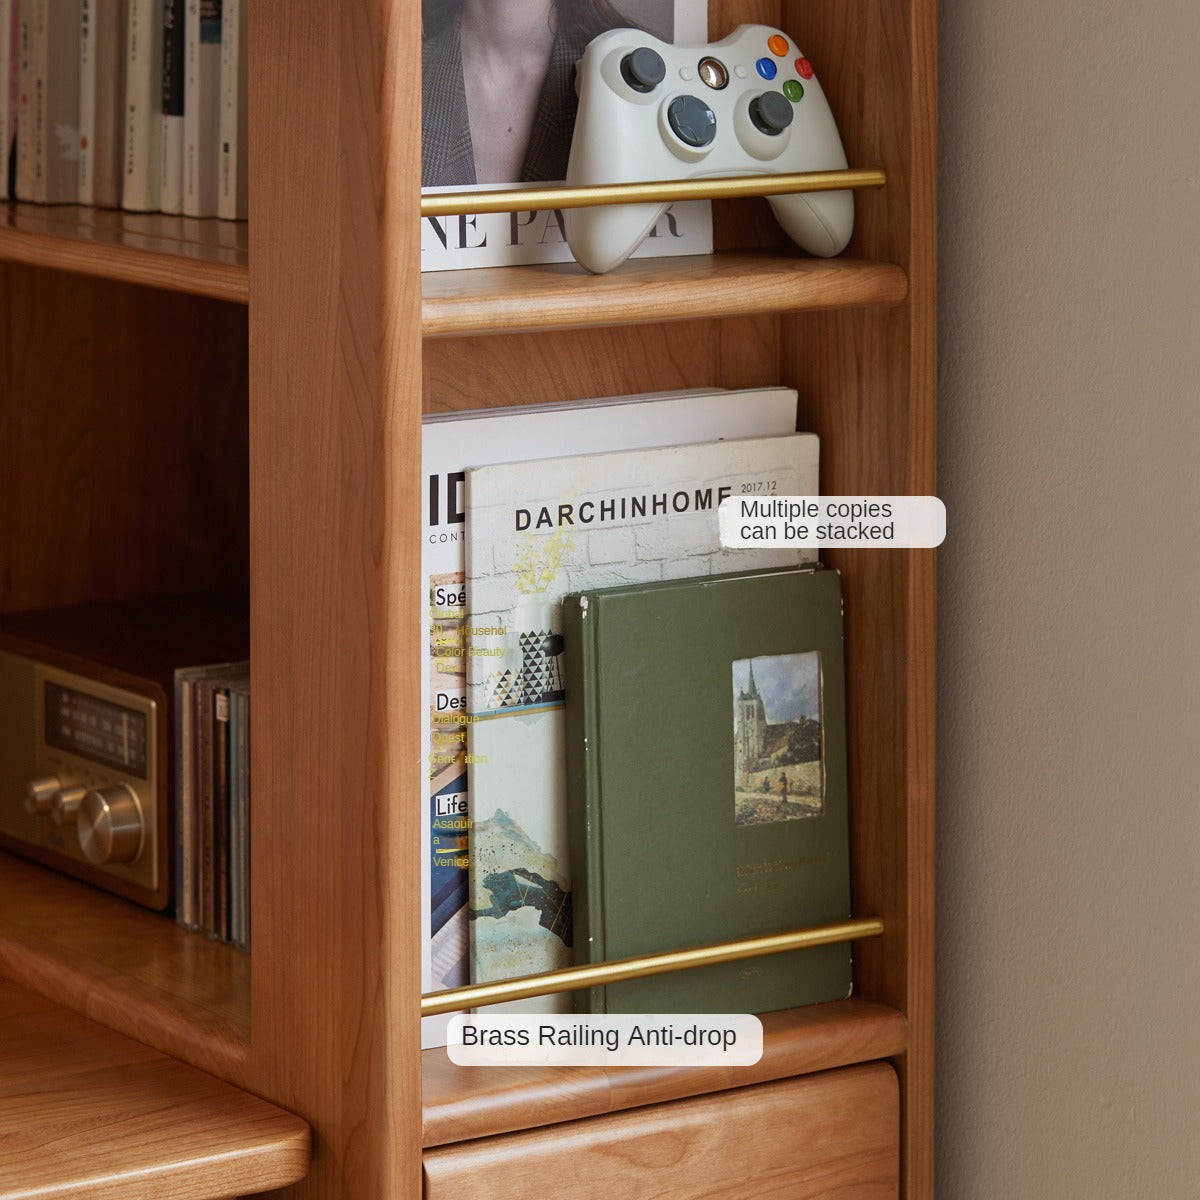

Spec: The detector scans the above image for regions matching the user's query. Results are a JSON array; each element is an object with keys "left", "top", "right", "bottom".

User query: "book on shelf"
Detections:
[
  {"left": 122, "top": 0, "right": 162, "bottom": 210},
  {"left": 419, "top": 385, "right": 800, "bottom": 1048},
  {"left": 182, "top": 0, "right": 219, "bottom": 217},
  {"left": 1, "top": 0, "right": 16, "bottom": 199},
  {"left": 420, "top": 0, "right": 710, "bottom": 271},
  {"left": 562, "top": 565, "right": 852, "bottom": 1014},
  {"left": 78, "top": 0, "right": 127, "bottom": 208},
  {"left": 216, "top": 0, "right": 244, "bottom": 219},
  {"left": 464, "top": 432, "right": 819, "bottom": 1013},
  {"left": 159, "top": 0, "right": 183, "bottom": 211},
  {"left": 16, "top": 0, "right": 80, "bottom": 203},
  {"left": 175, "top": 659, "right": 250, "bottom": 950}
]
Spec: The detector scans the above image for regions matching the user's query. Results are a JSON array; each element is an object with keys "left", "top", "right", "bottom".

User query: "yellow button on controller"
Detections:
[{"left": 768, "top": 34, "right": 789, "bottom": 56}]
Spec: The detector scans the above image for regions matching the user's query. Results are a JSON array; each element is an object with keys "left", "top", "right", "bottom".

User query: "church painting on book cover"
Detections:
[{"left": 732, "top": 652, "right": 825, "bottom": 826}]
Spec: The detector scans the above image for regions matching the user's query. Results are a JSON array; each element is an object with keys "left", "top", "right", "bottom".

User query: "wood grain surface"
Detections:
[
  {"left": 0, "top": 976, "right": 308, "bottom": 1200},
  {"left": 424, "top": 1063, "right": 899, "bottom": 1200},
  {"left": 0, "top": 263, "right": 249, "bottom": 616},
  {"left": 779, "top": 0, "right": 939, "bottom": 1194},
  {"left": 245, "top": 0, "right": 424, "bottom": 1195},
  {"left": 421, "top": 253, "right": 906, "bottom": 337},
  {"left": 0, "top": 852, "right": 250, "bottom": 1075},
  {"left": 423, "top": 999, "right": 906, "bottom": 1147},
  {"left": 0, "top": 205, "right": 247, "bottom": 303}
]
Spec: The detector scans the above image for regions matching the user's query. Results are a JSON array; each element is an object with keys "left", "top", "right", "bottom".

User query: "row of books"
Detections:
[
  {"left": 421, "top": 387, "right": 852, "bottom": 1048},
  {"left": 0, "top": 0, "right": 246, "bottom": 216},
  {"left": 175, "top": 660, "right": 251, "bottom": 950}
]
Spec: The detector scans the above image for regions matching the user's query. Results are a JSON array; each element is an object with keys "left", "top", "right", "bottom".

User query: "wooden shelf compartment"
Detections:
[
  {"left": 422, "top": 997, "right": 907, "bottom": 1147},
  {"left": 421, "top": 252, "right": 908, "bottom": 338},
  {"left": 0, "top": 203, "right": 248, "bottom": 303},
  {"left": 0, "top": 852, "right": 250, "bottom": 1077},
  {"left": 0, "top": 976, "right": 308, "bottom": 1200}
]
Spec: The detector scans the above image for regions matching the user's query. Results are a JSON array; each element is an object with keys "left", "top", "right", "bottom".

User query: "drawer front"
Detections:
[{"left": 424, "top": 1062, "right": 898, "bottom": 1200}]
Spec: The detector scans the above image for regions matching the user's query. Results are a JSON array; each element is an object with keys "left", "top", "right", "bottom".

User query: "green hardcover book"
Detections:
[{"left": 563, "top": 565, "right": 852, "bottom": 1014}]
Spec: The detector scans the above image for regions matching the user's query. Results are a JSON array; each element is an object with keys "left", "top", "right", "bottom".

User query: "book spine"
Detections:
[
  {"left": 122, "top": 0, "right": 160, "bottom": 210},
  {"left": 561, "top": 592, "right": 607, "bottom": 1014},
  {"left": 181, "top": 0, "right": 217, "bottom": 216},
  {"left": 91, "top": 0, "right": 126, "bottom": 208},
  {"left": 15, "top": 0, "right": 45, "bottom": 200},
  {"left": 0, "top": 0, "right": 12, "bottom": 200},
  {"left": 45, "top": 0, "right": 80, "bottom": 202},
  {"left": 78, "top": 0, "right": 95, "bottom": 203},
  {"left": 158, "top": 0, "right": 182, "bottom": 211},
  {"left": 215, "top": 0, "right": 243, "bottom": 219}
]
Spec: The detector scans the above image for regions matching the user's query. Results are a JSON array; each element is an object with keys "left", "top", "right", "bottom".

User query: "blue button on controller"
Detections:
[{"left": 756, "top": 57, "right": 777, "bottom": 80}]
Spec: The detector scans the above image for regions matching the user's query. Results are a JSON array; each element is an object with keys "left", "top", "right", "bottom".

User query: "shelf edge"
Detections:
[
  {"left": 0, "top": 220, "right": 249, "bottom": 304},
  {"left": 422, "top": 997, "right": 907, "bottom": 1147}
]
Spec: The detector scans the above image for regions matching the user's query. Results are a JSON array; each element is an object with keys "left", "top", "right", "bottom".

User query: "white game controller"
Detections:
[{"left": 565, "top": 25, "right": 854, "bottom": 274}]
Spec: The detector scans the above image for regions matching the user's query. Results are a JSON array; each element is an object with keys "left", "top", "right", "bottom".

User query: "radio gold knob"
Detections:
[
  {"left": 24, "top": 777, "right": 62, "bottom": 815},
  {"left": 51, "top": 786, "right": 88, "bottom": 826},
  {"left": 77, "top": 785, "right": 144, "bottom": 865}
]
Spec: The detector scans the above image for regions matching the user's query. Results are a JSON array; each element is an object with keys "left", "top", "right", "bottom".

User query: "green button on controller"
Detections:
[{"left": 783, "top": 79, "right": 804, "bottom": 102}]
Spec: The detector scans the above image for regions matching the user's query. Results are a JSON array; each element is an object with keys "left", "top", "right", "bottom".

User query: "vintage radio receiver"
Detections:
[{"left": 0, "top": 600, "right": 248, "bottom": 910}]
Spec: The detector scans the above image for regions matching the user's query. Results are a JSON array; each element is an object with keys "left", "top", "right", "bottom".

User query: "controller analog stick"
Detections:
[
  {"left": 620, "top": 47, "right": 666, "bottom": 93},
  {"left": 667, "top": 95, "right": 717, "bottom": 148},
  {"left": 749, "top": 90, "right": 794, "bottom": 135}
]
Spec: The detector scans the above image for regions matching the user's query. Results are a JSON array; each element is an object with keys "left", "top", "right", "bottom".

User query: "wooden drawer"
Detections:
[{"left": 424, "top": 1061, "right": 898, "bottom": 1200}]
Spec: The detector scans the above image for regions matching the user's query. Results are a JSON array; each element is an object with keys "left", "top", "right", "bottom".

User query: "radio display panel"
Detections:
[{"left": 44, "top": 682, "right": 148, "bottom": 778}]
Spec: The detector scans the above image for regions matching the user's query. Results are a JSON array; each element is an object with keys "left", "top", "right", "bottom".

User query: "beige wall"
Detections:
[{"left": 937, "top": 0, "right": 1200, "bottom": 1194}]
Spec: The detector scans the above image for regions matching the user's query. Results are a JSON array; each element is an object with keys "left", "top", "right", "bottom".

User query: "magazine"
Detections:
[{"left": 420, "top": 0, "right": 710, "bottom": 271}]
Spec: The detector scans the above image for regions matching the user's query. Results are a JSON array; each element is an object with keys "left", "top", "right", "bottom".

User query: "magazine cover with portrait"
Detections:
[{"left": 421, "top": 0, "right": 711, "bottom": 270}]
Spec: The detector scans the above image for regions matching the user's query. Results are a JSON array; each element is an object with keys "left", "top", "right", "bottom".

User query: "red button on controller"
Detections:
[{"left": 796, "top": 57, "right": 814, "bottom": 79}]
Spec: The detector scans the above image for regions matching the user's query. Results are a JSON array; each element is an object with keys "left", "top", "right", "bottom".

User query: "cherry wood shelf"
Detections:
[
  {"left": 422, "top": 998, "right": 907, "bottom": 1147},
  {"left": 0, "top": 976, "right": 308, "bottom": 1200},
  {"left": 421, "top": 252, "right": 909, "bottom": 337},
  {"left": 0, "top": 203, "right": 248, "bottom": 303},
  {"left": 0, "top": 852, "right": 249, "bottom": 1077}
]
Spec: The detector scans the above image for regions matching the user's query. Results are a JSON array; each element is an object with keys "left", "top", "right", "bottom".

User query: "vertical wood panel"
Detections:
[
  {"left": 249, "top": 0, "right": 422, "bottom": 1194},
  {"left": 780, "top": 0, "right": 937, "bottom": 1195}
]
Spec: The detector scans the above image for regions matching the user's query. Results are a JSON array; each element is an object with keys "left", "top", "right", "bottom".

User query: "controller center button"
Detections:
[
  {"left": 667, "top": 95, "right": 717, "bottom": 147},
  {"left": 697, "top": 56, "right": 728, "bottom": 90},
  {"left": 620, "top": 47, "right": 667, "bottom": 93},
  {"left": 749, "top": 91, "right": 794, "bottom": 135},
  {"left": 755, "top": 57, "right": 778, "bottom": 80},
  {"left": 796, "top": 57, "right": 815, "bottom": 79},
  {"left": 767, "top": 34, "right": 789, "bottom": 56},
  {"left": 783, "top": 79, "right": 805, "bottom": 102}
]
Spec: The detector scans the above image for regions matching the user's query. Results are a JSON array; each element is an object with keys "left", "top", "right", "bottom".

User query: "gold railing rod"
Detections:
[
  {"left": 421, "top": 169, "right": 887, "bottom": 218},
  {"left": 421, "top": 917, "right": 884, "bottom": 1016}
]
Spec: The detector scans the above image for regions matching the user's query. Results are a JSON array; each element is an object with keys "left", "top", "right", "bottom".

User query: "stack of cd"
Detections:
[{"left": 174, "top": 662, "right": 251, "bottom": 950}]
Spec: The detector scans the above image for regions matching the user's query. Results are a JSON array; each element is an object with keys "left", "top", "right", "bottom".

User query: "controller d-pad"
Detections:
[
  {"left": 749, "top": 91, "right": 794, "bottom": 135},
  {"left": 667, "top": 95, "right": 717, "bottom": 147},
  {"left": 620, "top": 47, "right": 667, "bottom": 93}
]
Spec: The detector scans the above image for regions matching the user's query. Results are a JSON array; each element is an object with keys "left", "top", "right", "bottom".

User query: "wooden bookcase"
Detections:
[{"left": 0, "top": 0, "right": 933, "bottom": 1196}]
